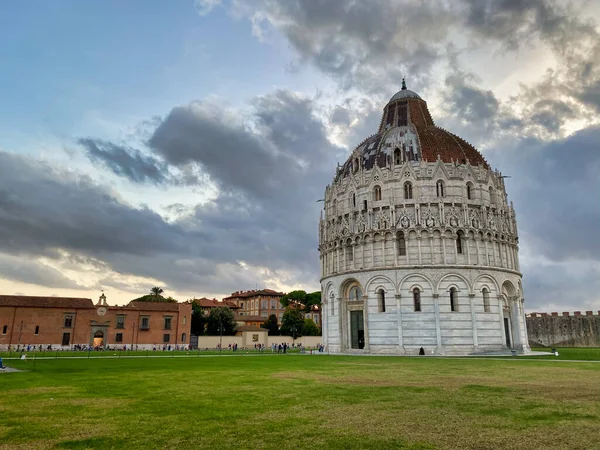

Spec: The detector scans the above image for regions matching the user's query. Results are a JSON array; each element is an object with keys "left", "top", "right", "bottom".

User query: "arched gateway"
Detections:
[{"left": 319, "top": 81, "right": 530, "bottom": 355}]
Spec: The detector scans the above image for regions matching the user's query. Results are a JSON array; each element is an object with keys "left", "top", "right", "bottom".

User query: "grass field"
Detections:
[{"left": 1, "top": 354, "right": 600, "bottom": 450}]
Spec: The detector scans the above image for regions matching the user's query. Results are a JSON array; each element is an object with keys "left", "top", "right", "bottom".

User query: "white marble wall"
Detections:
[{"left": 322, "top": 267, "right": 529, "bottom": 355}]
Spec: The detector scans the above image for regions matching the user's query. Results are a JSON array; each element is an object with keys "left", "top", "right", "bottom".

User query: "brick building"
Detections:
[
  {"left": 223, "top": 289, "right": 285, "bottom": 322},
  {"left": 193, "top": 297, "right": 240, "bottom": 316},
  {"left": 0, "top": 294, "right": 192, "bottom": 350}
]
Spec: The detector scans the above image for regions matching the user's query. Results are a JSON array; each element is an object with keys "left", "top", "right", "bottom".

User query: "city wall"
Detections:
[
  {"left": 527, "top": 311, "right": 600, "bottom": 347},
  {"left": 196, "top": 335, "right": 323, "bottom": 349}
]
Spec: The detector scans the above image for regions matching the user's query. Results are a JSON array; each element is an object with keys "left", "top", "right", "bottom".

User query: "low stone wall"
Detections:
[
  {"left": 527, "top": 312, "right": 600, "bottom": 347},
  {"left": 195, "top": 335, "right": 323, "bottom": 349}
]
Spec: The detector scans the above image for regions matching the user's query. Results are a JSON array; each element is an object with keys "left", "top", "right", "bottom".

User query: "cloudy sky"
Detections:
[{"left": 0, "top": 0, "right": 599, "bottom": 311}]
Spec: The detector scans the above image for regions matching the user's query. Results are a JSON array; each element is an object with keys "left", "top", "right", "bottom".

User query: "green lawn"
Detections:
[
  {"left": 0, "top": 347, "right": 305, "bottom": 359},
  {"left": 1, "top": 355, "right": 599, "bottom": 450}
]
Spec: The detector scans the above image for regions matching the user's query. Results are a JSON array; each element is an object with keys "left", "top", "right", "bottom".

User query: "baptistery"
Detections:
[{"left": 319, "top": 81, "right": 530, "bottom": 355}]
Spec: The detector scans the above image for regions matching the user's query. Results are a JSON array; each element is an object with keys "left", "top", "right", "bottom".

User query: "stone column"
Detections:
[
  {"left": 396, "top": 294, "right": 404, "bottom": 351},
  {"left": 362, "top": 295, "right": 370, "bottom": 352},
  {"left": 452, "top": 233, "right": 458, "bottom": 263},
  {"left": 520, "top": 298, "right": 531, "bottom": 352},
  {"left": 498, "top": 295, "right": 507, "bottom": 347},
  {"left": 498, "top": 242, "right": 504, "bottom": 268},
  {"left": 433, "top": 293, "right": 442, "bottom": 349},
  {"left": 417, "top": 235, "right": 422, "bottom": 264},
  {"left": 442, "top": 235, "right": 447, "bottom": 264},
  {"left": 371, "top": 239, "right": 375, "bottom": 268},
  {"left": 484, "top": 239, "right": 490, "bottom": 266},
  {"left": 466, "top": 238, "right": 471, "bottom": 265},
  {"left": 429, "top": 235, "right": 435, "bottom": 264},
  {"left": 469, "top": 293, "right": 478, "bottom": 347}
]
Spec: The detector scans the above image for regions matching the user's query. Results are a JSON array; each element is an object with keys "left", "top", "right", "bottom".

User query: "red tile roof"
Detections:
[
  {"left": 223, "top": 289, "right": 285, "bottom": 300},
  {"left": 237, "top": 315, "right": 266, "bottom": 322},
  {"left": 193, "top": 298, "right": 240, "bottom": 309},
  {"left": 0, "top": 295, "right": 94, "bottom": 309},
  {"left": 127, "top": 301, "right": 182, "bottom": 312}
]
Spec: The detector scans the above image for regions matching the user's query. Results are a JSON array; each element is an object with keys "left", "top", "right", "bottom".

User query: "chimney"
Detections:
[
  {"left": 551, "top": 312, "right": 558, "bottom": 317},
  {"left": 529, "top": 313, "right": 537, "bottom": 317},
  {"left": 562, "top": 312, "right": 570, "bottom": 317},
  {"left": 586, "top": 311, "right": 593, "bottom": 316},
  {"left": 574, "top": 311, "right": 581, "bottom": 316}
]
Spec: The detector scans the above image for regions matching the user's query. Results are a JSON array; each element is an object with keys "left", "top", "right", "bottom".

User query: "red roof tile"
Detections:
[
  {"left": 127, "top": 301, "right": 182, "bottom": 312},
  {"left": 0, "top": 295, "right": 94, "bottom": 309}
]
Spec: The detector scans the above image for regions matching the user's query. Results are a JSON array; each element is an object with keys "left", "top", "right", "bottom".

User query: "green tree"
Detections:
[
  {"left": 131, "top": 293, "right": 177, "bottom": 303},
  {"left": 206, "top": 307, "right": 237, "bottom": 336},
  {"left": 261, "top": 314, "right": 279, "bottom": 336},
  {"left": 280, "top": 307, "right": 304, "bottom": 339},
  {"left": 280, "top": 290, "right": 307, "bottom": 308},
  {"left": 303, "top": 318, "right": 321, "bottom": 336},
  {"left": 150, "top": 286, "right": 164, "bottom": 299},
  {"left": 304, "top": 291, "right": 322, "bottom": 312},
  {"left": 280, "top": 290, "right": 322, "bottom": 313},
  {"left": 190, "top": 300, "right": 208, "bottom": 335}
]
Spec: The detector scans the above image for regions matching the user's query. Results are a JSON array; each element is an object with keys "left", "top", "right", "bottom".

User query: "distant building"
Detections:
[
  {"left": 193, "top": 297, "right": 240, "bottom": 316},
  {"left": 0, "top": 294, "right": 192, "bottom": 350},
  {"left": 223, "top": 289, "right": 285, "bottom": 323}
]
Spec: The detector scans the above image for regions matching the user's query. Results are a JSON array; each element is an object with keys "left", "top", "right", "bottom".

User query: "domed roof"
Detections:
[
  {"left": 389, "top": 79, "right": 422, "bottom": 102},
  {"left": 389, "top": 90, "right": 421, "bottom": 101},
  {"left": 337, "top": 80, "right": 489, "bottom": 179}
]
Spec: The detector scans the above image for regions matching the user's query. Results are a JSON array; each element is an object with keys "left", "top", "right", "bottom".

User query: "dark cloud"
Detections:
[
  {"left": 234, "top": 0, "right": 456, "bottom": 93},
  {"left": 0, "top": 254, "right": 86, "bottom": 290},
  {"left": 489, "top": 126, "right": 600, "bottom": 264},
  {"left": 0, "top": 152, "right": 191, "bottom": 259},
  {"left": 78, "top": 138, "right": 169, "bottom": 185},
  {"left": 443, "top": 72, "right": 500, "bottom": 123},
  {"left": 0, "top": 90, "right": 343, "bottom": 295},
  {"left": 522, "top": 261, "right": 600, "bottom": 311}
]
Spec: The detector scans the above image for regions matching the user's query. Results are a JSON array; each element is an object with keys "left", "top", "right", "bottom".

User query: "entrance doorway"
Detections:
[
  {"left": 503, "top": 318, "right": 511, "bottom": 348},
  {"left": 93, "top": 330, "right": 104, "bottom": 348},
  {"left": 350, "top": 311, "right": 365, "bottom": 349}
]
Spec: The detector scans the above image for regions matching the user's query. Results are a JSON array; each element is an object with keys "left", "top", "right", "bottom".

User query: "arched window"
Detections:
[
  {"left": 374, "top": 185, "right": 382, "bottom": 201},
  {"left": 456, "top": 231, "right": 463, "bottom": 254},
  {"left": 352, "top": 193, "right": 356, "bottom": 207},
  {"left": 377, "top": 289, "right": 386, "bottom": 312},
  {"left": 436, "top": 180, "right": 445, "bottom": 198},
  {"left": 346, "top": 243, "right": 353, "bottom": 262},
  {"left": 450, "top": 287, "right": 458, "bottom": 312},
  {"left": 466, "top": 183, "right": 473, "bottom": 200},
  {"left": 353, "top": 158, "right": 359, "bottom": 173},
  {"left": 489, "top": 186, "right": 496, "bottom": 204},
  {"left": 397, "top": 232, "right": 406, "bottom": 256},
  {"left": 394, "top": 148, "right": 401, "bottom": 165},
  {"left": 332, "top": 199, "right": 337, "bottom": 216},
  {"left": 181, "top": 333, "right": 187, "bottom": 343},
  {"left": 349, "top": 286, "right": 362, "bottom": 301},
  {"left": 413, "top": 288, "right": 421, "bottom": 312},
  {"left": 404, "top": 182, "right": 413, "bottom": 199},
  {"left": 483, "top": 289, "right": 490, "bottom": 313}
]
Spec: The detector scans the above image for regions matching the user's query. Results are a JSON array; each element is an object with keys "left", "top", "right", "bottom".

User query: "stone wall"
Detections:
[
  {"left": 195, "top": 335, "right": 323, "bottom": 349},
  {"left": 527, "top": 312, "right": 600, "bottom": 347}
]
